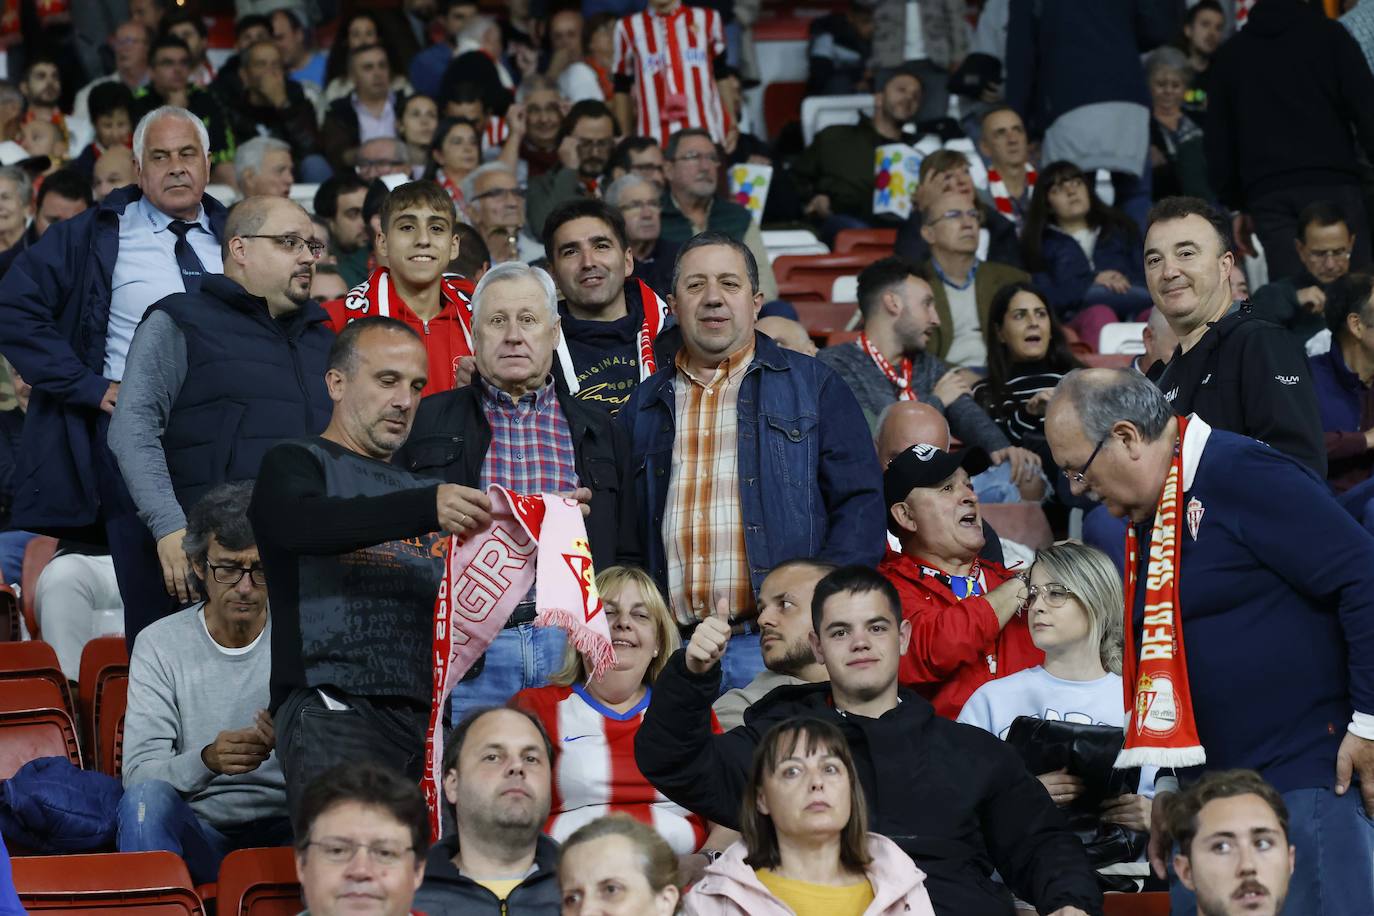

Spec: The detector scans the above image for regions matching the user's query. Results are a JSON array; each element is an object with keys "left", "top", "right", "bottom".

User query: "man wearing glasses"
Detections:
[
  {"left": 118, "top": 481, "right": 292, "bottom": 884},
  {"left": 1250, "top": 200, "right": 1358, "bottom": 348},
  {"left": 461, "top": 162, "right": 543, "bottom": 263},
  {"left": 526, "top": 99, "right": 617, "bottom": 238},
  {"left": 109, "top": 196, "right": 335, "bottom": 645}
]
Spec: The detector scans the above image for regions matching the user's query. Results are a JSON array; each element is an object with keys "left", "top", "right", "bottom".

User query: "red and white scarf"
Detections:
[
  {"left": 341, "top": 267, "right": 476, "bottom": 353},
  {"left": 860, "top": 332, "right": 915, "bottom": 401},
  {"left": 1234, "top": 0, "right": 1253, "bottom": 29},
  {"left": 423, "top": 486, "right": 616, "bottom": 838},
  {"left": 556, "top": 279, "right": 671, "bottom": 394},
  {"left": 437, "top": 170, "right": 469, "bottom": 220},
  {"left": 986, "top": 163, "right": 1036, "bottom": 219},
  {"left": 0, "top": 0, "right": 66, "bottom": 47},
  {"left": 1116, "top": 415, "right": 1206, "bottom": 769}
]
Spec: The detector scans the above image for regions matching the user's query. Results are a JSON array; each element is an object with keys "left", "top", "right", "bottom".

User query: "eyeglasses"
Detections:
[
  {"left": 674, "top": 151, "right": 721, "bottom": 165},
  {"left": 619, "top": 200, "right": 661, "bottom": 213},
  {"left": 206, "top": 563, "right": 268, "bottom": 586},
  {"left": 471, "top": 186, "right": 526, "bottom": 203},
  {"left": 1307, "top": 247, "right": 1352, "bottom": 262},
  {"left": 1024, "top": 582, "right": 1076, "bottom": 608},
  {"left": 1064, "top": 432, "right": 1111, "bottom": 486},
  {"left": 927, "top": 208, "right": 982, "bottom": 227},
  {"left": 241, "top": 234, "right": 326, "bottom": 258},
  {"left": 305, "top": 839, "right": 414, "bottom": 867}
]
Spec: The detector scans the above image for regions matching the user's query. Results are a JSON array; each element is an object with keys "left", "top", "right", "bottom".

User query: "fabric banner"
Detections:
[
  {"left": 728, "top": 163, "right": 772, "bottom": 226},
  {"left": 873, "top": 144, "right": 922, "bottom": 221}
]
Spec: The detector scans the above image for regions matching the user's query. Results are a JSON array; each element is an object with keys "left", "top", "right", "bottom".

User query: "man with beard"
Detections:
[
  {"left": 109, "top": 197, "right": 335, "bottom": 641},
  {"left": 711, "top": 559, "right": 835, "bottom": 730},
  {"left": 413, "top": 707, "right": 560, "bottom": 914},
  {"left": 526, "top": 100, "right": 617, "bottom": 240}
]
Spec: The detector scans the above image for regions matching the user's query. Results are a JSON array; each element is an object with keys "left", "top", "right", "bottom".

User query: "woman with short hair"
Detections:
[{"left": 557, "top": 813, "right": 681, "bottom": 915}]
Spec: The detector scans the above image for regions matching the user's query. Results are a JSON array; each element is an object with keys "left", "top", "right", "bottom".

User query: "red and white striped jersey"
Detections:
[
  {"left": 482, "top": 115, "right": 510, "bottom": 162},
  {"left": 613, "top": 3, "right": 727, "bottom": 147},
  {"left": 514, "top": 683, "right": 716, "bottom": 854}
]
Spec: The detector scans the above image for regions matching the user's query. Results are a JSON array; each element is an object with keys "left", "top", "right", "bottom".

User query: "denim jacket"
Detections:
[{"left": 619, "top": 332, "right": 886, "bottom": 597}]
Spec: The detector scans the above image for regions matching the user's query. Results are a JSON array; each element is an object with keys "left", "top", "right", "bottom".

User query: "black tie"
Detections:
[{"left": 167, "top": 219, "right": 206, "bottom": 293}]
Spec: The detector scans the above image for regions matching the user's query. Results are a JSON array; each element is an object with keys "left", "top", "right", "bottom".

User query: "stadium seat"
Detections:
[
  {"left": 20, "top": 535, "right": 58, "bottom": 638},
  {"left": 78, "top": 636, "right": 130, "bottom": 754},
  {"left": 794, "top": 301, "right": 860, "bottom": 337},
  {"left": 773, "top": 253, "right": 877, "bottom": 289},
  {"left": 832, "top": 228, "right": 897, "bottom": 258},
  {"left": 14, "top": 850, "right": 205, "bottom": 913},
  {"left": 0, "top": 640, "right": 74, "bottom": 721},
  {"left": 826, "top": 329, "right": 862, "bottom": 347},
  {"left": 217, "top": 848, "right": 303, "bottom": 916},
  {"left": 1103, "top": 892, "right": 1170, "bottom": 916},
  {"left": 831, "top": 275, "right": 858, "bottom": 303},
  {"left": 0, "top": 675, "right": 69, "bottom": 714},
  {"left": 1098, "top": 322, "right": 1148, "bottom": 355},
  {"left": 0, "top": 584, "right": 18, "bottom": 642},
  {"left": 761, "top": 229, "right": 828, "bottom": 262},
  {"left": 800, "top": 93, "right": 873, "bottom": 146},
  {"left": 97, "top": 675, "right": 128, "bottom": 777},
  {"left": 763, "top": 81, "right": 807, "bottom": 141},
  {"left": 0, "top": 707, "right": 82, "bottom": 777},
  {"left": 778, "top": 275, "right": 833, "bottom": 305},
  {"left": 1082, "top": 353, "right": 1136, "bottom": 369}
]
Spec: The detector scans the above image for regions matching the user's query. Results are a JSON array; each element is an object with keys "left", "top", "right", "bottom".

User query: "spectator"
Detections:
[
  {"left": 398, "top": 94, "right": 439, "bottom": 178},
  {"left": 0, "top": 82, "right": 19, "bottom": 144},
  {"left": 396, "top": 262, "right": 637, "bottom": 718},
  {"left": 684, "top": 717, "right": 937, "bottom": 916},
  {"left": 409, "top": 0, "right": 481, "bottom": 99},
  {"left": 958, "top": 542, "right": 1153, "bottom": 826},
  {"left": 17, "top": 120, "right": 66, "bottom": 174},
  {"left": 919, "top": 189, "right": 1032, "bottom": 367},
  {"left": 322, "top": 181, "right": 476, "bottom": 397},
  {"left": 869, "top": 0, "right": 967, "bottom": 85},
  {"left": 32, "top": 539, "right": 123, "bottom": 679},
  {"left": 1144, "top": 196, "right": 1327, "bottom": 476},
  {"left": 161, "top": 10, "right": 215, "bottom": 88},
  {"left": 322, "top": 12, "right": 414, "bottom": 112},
  {"left": 270, "top": 9, "right": 327, "bottom": 95},
  {"left": 612, "top": 0, "right": 728, "bottom": 148},
  {"left": 205, "top": 14, "right": 272, "bottom": 105},
  {"left": 439, "top": 80, "right": 513, "bottom": 164},
  {"left": 18, "top": 54, "right": 91, "bottom": 161},
  {"left": 0, "top": 363, "right": 29, "bottom": 582},
  {"left": 128, "top": 0, "right": 165, "bottom": 31},
  {"left": 806, "top": 3, "right": 875, "bottom": 96},
  {"left": 234, "top": 138, "right": 294, "bottom": 199},
  {"left": 1043, "top": 368, "right": 1374, "bottom": 913},
  {"left": 558, "top": 13, "right": 617, "bottom": 104},
  {"left": 461, "top": 162, "right": 543, "bottom": 263},
  {"left": 543, "top": 9, "right": 586, "bottom": 82},
  {"left": 0, "top": 106, "right": 226, "bottom": 649},
  {"left": 1179, "top": 1, "right": 1226, "bottom": 105},
  {"left": 118, "top": 482, "right": 290, "bottom": 884},
  {"left": 977, "top": 106, "right": 1035, "bottom": 233},
  {"left": 314, "top": 172, "right": 372, "bottom": 289},
  {"left": 1250, "top": 200, "right": 1356, "bottom": 347},
  {"left": 356, "top": 137, "right": 413, "bottom": 183},
  {"left": 133, "top": 37, "right": 236, "bottom": 186},
  {"left": 107, "top": 196, "right": 334, "bottom": 643},
  {"left": 526, "top": 100, "right": 616, "bottom": 239},
  {"left": 658, "top": 129, "right": 778, "bottom": 300},
  {"left": 0, "top": 169, "right": 92, "bottom": 280},
  {"left": 1207, "top": 0, "right": 1374, "bottom": 278},
  {"left": 312, "top": 272, "right": 350, "bottom": 308},
  {"left": 557, "top": 815, "right": 680, "bottom": 916},
  {"left": 619, "top": 233, "right": 884, "bottom": 690},
  {"left": 439, "top": 18, "right": 515, "bottom": 122},
  {"left": 1138, "top": 305, "right": 1181, "bottom": 376},
  {"left": 1021, "top": 161, "right": 1150, "bottom": 347},
  {"left": 897, "top": 154, "right": 1024, "bottom": 272},
  {"left": 1146, "top": 47, "right": 1213, "bottom": 202},
  {"left": 320, "top": 44, "right": 406, "bottom": 173},
  {"left": 0, "top": 167, "right": 30, "bottom": 251},
  {"left": 510, "top": 76, "right": 564, "bottom": 180},
  {"left": 452, "top": 221, "right": 492, "bottom": 284},
  {"left": 877, "top": 443, "right": 1040, "bottom": 718},
  {"left": 411, "top": 707, "right": 561, "bottom": 914},
  {"left": 293, "top": 763, "right": 428, "bottom": 916},
  {"left": 636, "top": 564, "right": 1102, "bottom": 915},
  {"left": 1311, "top": 273, "right": 1374, "bottom": 531},
  {"left": 70, "top": 83, "right": 135, "bottom": 179},
  {"left": 72, "top": 21, "right": 151, "bottom": 125},
  {"left": 542, "top": 197, "right": 672, "bottom": 414},
  {"left": 423, "top": 117, "right": 482, "bottom": 221},
  {"left": 793, "top": 64, "right": 922, "bottom": 241},
  {"left": 605, "top": 174, "right": 676, "bottom": 301},
  {"left": 1165, "top": 770, "right": 1294, "bottom": 916},
  {"left": 92, "top": 145, "right": 136, "bottom": 202},
  {"left": 712, "top": 559, "right": 834, "bottom": 731},
  {"left": 224, "top": 39, "right": 327, "bottom": 183},
  {"left": 248, "top": 318, "right": 463, "bottom": 810},
  {"left": 514, "top": 565, "right": 725, "bottom": 857},
  {"left": 606, "top": 135, "right": 667, "bottom": 192}
]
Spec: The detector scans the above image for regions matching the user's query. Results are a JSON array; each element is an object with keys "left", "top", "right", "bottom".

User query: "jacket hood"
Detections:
[
  {"left": 1244, "top": 0, "right": 1320, "bottom": 38},
  {"left": 421, "top": 832, "right": 561, "bottom": 885},
  {"left": 741, "top": 679, "right": 938, "bottom": 733}
]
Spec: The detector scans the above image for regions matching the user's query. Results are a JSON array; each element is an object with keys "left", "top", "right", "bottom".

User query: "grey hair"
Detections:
[
  {"left": 132, "top": 105, "right": 211, "bottom": 169},
  {"left": 234, "top": 136, "right": 291, "bottom": 186},
  {"left": 470, "top": 261, "right": 559, "bottom": 322},
  {"left": 1030, "top": 542, "right": 1124, "bottom": 674},
  {"left": 0, "top": 166, "right": 33, "bottom": 206},
  {"left": 1054, "top": 368, "right": 1175, "bottom": 442},
  {"left": 1145, "top": 45, "right": 1192, "bottom": 82},
  {"left": 456, "top": 15, "right": 498, "bottom": 52},
  {"left": 603, "top": 173, "right": 652, "bottom": 207},
  {"left": 182, "top": 481, "right": 257, "bottom": 572},
  {"left": 516, "top": 73, "right": 560, "bottom": 102},
  {"left": 459, "top": 161, "right": 516, "bottom": 208},
  {"left": 671, "top": 230, "right": 759, "bottom": 297}
]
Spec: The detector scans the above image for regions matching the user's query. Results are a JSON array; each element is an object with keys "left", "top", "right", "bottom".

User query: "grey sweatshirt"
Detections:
[{"left": 122, "top": 603, "right": 287, "bottom": 828}]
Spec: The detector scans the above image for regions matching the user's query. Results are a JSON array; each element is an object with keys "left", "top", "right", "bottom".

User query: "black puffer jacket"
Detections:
[{"left": 411, "top": 833, "right": 561, "bottom": 916}]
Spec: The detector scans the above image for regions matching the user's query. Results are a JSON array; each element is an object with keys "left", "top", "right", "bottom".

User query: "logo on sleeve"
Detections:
[{"left": 1275, "top": 375, "right": 1300, "bottom": 386}]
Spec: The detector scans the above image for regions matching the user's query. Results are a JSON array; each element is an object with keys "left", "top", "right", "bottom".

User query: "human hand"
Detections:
[
  {"left": 1093, "top": 270, "right": 1131, "bottom": 294},
  {"left": 723, "top": 122, "right": 740, "bottom": 155},
  {"left": 803, "top": 194, "right": 832, "bottom": 220},
  {"left": 507, "top": 102, "right": 527, "bottom": 137},
  {"left": 454, "top": 355, "right": 476, "bottom": 388},
  {"left": 1297, "top": 285, "right": 1326, "bottom": 314},
  {"left": 1101, "top": 793, "right": 1152, "bottom": 832},
  {"left": 253, "top": 709, "right": 275, "bottom": 751},
  {"left": 990, "top": 446, "right": 1042, "bottom": 484},
  {"left": 1026, "top": 389, "right": 1053, "bottom": 417},
  {"left": 436, "top": 483, "right": 493, "bottom": 535},
  {"left": 1232, "top": 212, "right": 1257, "bottom": 260},
  {"left": 564, "top": 486, "right": 592, "bottom": 518},
  {"left": 513, "top": 44, "right": 539, "bottom": 78},
  {"left": 684, "top": 597, "right": 732, "bottom": 675},
  {"left": 1038, "top": 768, "right": 1085, "bottom": 806},
  {"left": 1363, "top": 427, "right": 1374, "bottom": 451},
  {"left": 100, "top": 381, "right": 120, "bottom": 415},
  {"left": 558, "top": 134, "right": 581, "bottom": 172},
  {"left": 202, "top": 726, "right": 272, "bottom": 774},
  {"left": 156, "top": 528, "right": 199, "bottom": 603},
  {"left": 1335, "top": 730, "right": 1374, "bottom": 814},
  {"left": 932, "top": 367, "right": 974, "bottom": 405},
  {"left": 1148, "top": 790, "right": 1174, "bottom": 879}
]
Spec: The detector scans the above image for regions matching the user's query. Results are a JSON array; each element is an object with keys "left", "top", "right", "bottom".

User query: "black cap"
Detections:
[{"left": 883, "top": 444, "right": 990, "bottom": 509}]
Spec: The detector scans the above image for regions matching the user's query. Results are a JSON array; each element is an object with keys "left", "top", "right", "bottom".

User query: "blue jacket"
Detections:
[
  {"left": 618, "top": 332, "right": 886, "bottom": 597},
  {"left": 0, "top": 186, "right": 229, "bottom": 536},
  {"left": 1309, "top": 343, "right": 1374, "bottom": 493},
  {"left": 1128, "top": 424, "right": 1374, "bottom": 793},
  {"left": 1032, "top": 225, "right": 1145, "bottom": 316},
  {"left": 0, "top": 756, "right": 123, "bottom": 854}
]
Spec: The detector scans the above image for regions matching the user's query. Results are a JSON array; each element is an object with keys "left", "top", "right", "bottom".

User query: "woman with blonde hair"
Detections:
[{"left": 557, "top": 813, "right": 681, "bottom": 915}]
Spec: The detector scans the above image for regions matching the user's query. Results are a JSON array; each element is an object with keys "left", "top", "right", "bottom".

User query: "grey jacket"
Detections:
[{"left": 411, "top": 833, "right": 561, "bottom": 916}]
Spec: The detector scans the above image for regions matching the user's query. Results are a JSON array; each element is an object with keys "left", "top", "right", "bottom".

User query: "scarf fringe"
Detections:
[
  {"left": 538, "top": 606, "right": 618, "bottom": 679},
  {"left": 1114, "top": 746, "right": 1206, "bottom": 769}
]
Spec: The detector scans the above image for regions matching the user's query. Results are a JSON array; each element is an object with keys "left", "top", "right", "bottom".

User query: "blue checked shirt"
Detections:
[{"left": 478, "top": 375, "right": 580, "bottom": 498}]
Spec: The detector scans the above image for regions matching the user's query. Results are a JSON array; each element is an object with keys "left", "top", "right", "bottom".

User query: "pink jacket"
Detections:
[{"left": 682, "top": 833, "right": 938, "bottom": 916}]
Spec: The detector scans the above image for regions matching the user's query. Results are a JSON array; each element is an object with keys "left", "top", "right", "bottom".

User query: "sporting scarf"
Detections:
[
  {"left": 423, "top": 486, "right": 616, "bottom": 838},
  {"left": 436, "top": 170, "right": 471, "bottom": 224},
  {"left": 1234, "top": 0, "right": 1252, "bottom": 29},
  {"left": 1116, "top": 415, "right": 1206, "bottom": 769},
  {"left": 859, "top": 332, "right": 915, "bottom": 401},
  {"left": 0, "top": 0, "right": 66, "bottom": 47},
  {"left": 986, "top": 163, "right": 1036, "bottom": 219},
  {"left": 555, "top": 278, "right": 671, "bottom": 394},
  {"left": 341, "top": 267, "right": 475, "bottom": 352}
]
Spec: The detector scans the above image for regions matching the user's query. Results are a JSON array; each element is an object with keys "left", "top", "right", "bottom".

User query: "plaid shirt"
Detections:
[
  {"left": 478, "top": 376, "right": 580, "bottom": 496},
  {"left": 664, "top": 341, "right": 756, "bottom": 626}
]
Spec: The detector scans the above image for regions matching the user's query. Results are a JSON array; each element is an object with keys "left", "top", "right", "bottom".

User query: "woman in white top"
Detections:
[{"left": 958, "top": 541, "right": 1152, "bottom": 831}]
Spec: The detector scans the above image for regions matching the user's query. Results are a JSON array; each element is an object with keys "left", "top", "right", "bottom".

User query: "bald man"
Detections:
[
  {"left": 109, "top": 196, "right": 336, "bottom": 643},
  {"left": 92, "top": 146, "right": 136, "bottom": 201}
]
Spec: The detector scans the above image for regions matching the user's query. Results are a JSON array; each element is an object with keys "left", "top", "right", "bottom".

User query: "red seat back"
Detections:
[
  {"left": 0, "top": 641, "right": 74, "bottom": 721},
  {"left": 0, "top": 675, "right": 68, "bottom": 714},
  {"left": 0, "top": 707, "right": 81, "bottom": 777},
  {"left": 762, "top": 81, "right": 806, "bottom": 140},
  {"left": 773, "top": 253, "right": 879, "bottom": 289},
  {"left": 14, "top": 850, "right": 205, "bottom": 914},
  {"left": 1103, "top": 892, "right": 1170, "bottom": 916},
  {"left": 832, "top": 227, "right": 897, "bottom": 257},
  {"left": 79, "top": 636, "right": 129, "bottom": 752},
  {"left": 98, "top": 675, "right": 128, "bottom": 777},
  {"left": 217, "top": 847, "right": 302, "bottom": 916},
  {"left": 794, "top": 301, "right": 859, "bottom": 336},
  {"left": 20, "top": 536, "right": 58, "bottom": 639},
  {"left": 0, "top": 585, "right": 19, "bottom": 642}
]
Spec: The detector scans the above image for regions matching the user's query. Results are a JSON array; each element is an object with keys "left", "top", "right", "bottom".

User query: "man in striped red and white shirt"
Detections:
[{"left": 612, "top": 0, "right": 729, "bottom": 148}]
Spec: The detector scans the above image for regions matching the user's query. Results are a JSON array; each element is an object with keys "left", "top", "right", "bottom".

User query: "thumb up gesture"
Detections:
[{"left": 684, "top": 597, "right": 733, "bottom": 675}]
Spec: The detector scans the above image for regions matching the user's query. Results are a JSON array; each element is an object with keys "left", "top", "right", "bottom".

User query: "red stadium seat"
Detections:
[
  {"left": 97, "top": 675, "right": 128, "bottom": 777},
  {"left": 826, "top": 329, "right": 862, "bottom": 347},
  {"left": 832, "top": 228, "right": 897, "bottom": 258},
  {"left": 0, "top": 640, "right": 74, "bottom": 721},
  {"left": 773, "top": 253, "right": 880, "bottom": 289},
  {"left": 777, "top": 275, "right": 833, "bottom": 305},
  {"left": 0, "top": 707, "right": 81, "bottom": 777},
  {"left": 14, "top": 850, "right": 205, "bottom": 913},
  {"left": 79, "top": 636, "right": 130, "bottom": 753},
  {"left": 20, "top": 535, "right": 58, "bottom": 639},
  {"left": 794, "top": 301, "right": 859, "bottom": 336},
  {"left": 763, "top": 81, "right": 807, "bottom": 140},
  {"left": 0, "top": 585, "right": 18, "bottom": 642},
  {"left": 1103, "top": 892, "right": 1170, "bottom": 916},
  {"left": 217, "top": 848, "right": 303, "bottom": 916},
  {"left": 0, "top": 675, "right": 69, "bottom": 714}
]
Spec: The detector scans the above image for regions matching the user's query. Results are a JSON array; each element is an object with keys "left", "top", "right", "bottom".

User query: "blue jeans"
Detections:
[
  {"left": 0, "top": 530, "right": 35, "bottom": 584},
  {"left": 1338, "top": 476, "right": 1374, "bottom": 536},
  {"left": 449, "top": 623, "right": 568, "bottom": 725},
  {"left": 1170, "top": 787, "right": 1374, "bottom": 916},
  {"left": 719, "top": 632, "right": 765, "bottom": 695},
  {"left": 117, "top": 780, "right": 292, "bottom": 884}
]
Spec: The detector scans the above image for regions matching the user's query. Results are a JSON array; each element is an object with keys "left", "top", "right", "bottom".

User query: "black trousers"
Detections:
[{"left": 1249, "top": 182, "right": 1372, "bottom": 281}]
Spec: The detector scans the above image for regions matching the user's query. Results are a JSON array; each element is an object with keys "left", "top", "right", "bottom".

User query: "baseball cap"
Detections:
[{"left": 883, "top": 444, "right": 990, "bottom": 510}]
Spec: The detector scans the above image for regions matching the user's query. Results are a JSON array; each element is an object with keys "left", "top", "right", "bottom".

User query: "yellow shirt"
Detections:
[
  {"left": 755, "top": 868, "right": 875, "bottom": 916},
  {"left": 474, "top": 878, "right": 522, "bottom": 901}
]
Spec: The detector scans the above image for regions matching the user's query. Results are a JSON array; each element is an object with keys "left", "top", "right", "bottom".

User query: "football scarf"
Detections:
[
  {"left": 986, "top": 163, "right": 1036, "bottom": 220},
  {"left": 860, "top": 332, "right": 915, "bottom": 401},
  {"left": 341, "top": 267, "right": 475, "bottom": 352},
  {"left": 0, "top": 0, "right": 67, "bottom": 47},
  {"left": 555, "top": 279, "right": 671, "bottom": 394}
]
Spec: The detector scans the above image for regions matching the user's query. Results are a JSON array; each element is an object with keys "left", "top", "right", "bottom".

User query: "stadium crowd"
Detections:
[{"left": 0, "top": 0, "right": 1372, "bottom": 914}]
